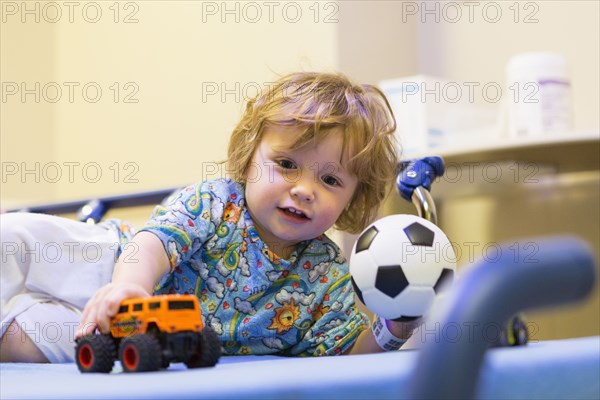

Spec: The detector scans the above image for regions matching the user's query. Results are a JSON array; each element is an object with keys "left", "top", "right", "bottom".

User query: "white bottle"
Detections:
[{"left": 506, "top": 52, "right": 572, "bottom": 138}]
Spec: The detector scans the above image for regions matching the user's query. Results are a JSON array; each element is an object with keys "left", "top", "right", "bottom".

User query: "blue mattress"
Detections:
[
  {"left": 2, "top": 336, "right": 598, "bottom": 399},
  {"left": 4, "top": 200, "right": 598, "bottom": 399}
]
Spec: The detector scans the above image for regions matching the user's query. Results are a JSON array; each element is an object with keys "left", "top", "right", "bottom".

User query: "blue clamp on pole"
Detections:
[
  {"left": 396, "top": 156, "right": 445, "bottom": 225},
  {"left": 76, "top": 199, "right": 106, "bottom": 224}
]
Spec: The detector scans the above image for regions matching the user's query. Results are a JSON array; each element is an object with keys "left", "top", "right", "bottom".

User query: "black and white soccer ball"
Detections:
[{"left": 350, "top": 214, "right": 456, "bottom": 321}]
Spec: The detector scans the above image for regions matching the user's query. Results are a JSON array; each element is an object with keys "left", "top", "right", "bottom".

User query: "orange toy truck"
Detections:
[{"left": 75, "top": 294, "right": 221, "bottom": 373}]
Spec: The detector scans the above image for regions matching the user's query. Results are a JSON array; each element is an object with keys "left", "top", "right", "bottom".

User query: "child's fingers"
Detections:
[
  {"left": 94, "top": 293, "right": 113, "bottom": 334},
  {"left": 76, "top": 312, "right": 98, "bottom": 338},
  {"left": 76, "top": 284, "right": 112, "bottom": 338},
  {"left": 103, "top": 284, "right": 150, "bottom": 317},
  {"left": 92, "top": 285, "right": 142, "bottom": 333},
  {"left": 76, "top": 283, "right": 151, "bottom": 338},
  {"left": 75, "top": 287, "right": 107, "bottom": 339}
]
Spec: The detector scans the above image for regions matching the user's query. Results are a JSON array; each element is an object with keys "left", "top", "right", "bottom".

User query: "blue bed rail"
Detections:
[
  {"left": 6, "top": 187, "right": 180, "bottom": 223},
  {"left": 409, "top": 235, "right": 597, "bottom": 399}
]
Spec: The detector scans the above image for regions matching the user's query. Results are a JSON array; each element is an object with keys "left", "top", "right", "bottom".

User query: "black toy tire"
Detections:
[
  {"left": 119, "top": 334, "right": 162, "bottom": 372},
  {"left": 185, "top": 327, "right": 221, "bottom": 368},
  {"left": 512, "top": 315, "right": 529, "bottom": 346},
  {"left": 75, "top": 335, "right": 116, "bottom": 373},
  {"left": 496, "top": 315, "right": 529, "bottom": 347}
]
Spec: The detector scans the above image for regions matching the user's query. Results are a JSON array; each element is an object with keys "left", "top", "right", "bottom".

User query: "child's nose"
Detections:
[{"left": 290, "top": 182, "right": 315, "bottom": 202}]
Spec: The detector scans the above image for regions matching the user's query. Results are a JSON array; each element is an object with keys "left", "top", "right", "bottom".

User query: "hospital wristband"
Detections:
[{"left": 372, "top": 314, "right": 407, "bottom": 351}]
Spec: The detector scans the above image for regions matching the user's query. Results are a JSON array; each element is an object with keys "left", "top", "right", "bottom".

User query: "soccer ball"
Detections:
[{"left": 350, "top": 214, "right": 456, "bottom": 321}]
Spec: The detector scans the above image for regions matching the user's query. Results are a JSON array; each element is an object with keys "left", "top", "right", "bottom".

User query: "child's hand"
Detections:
[
  {"left": 75, "top": 282, "right": 150, "bottom": 339},
  {"left": 386, "top": 318, "right": 423, "bottom": 341},
  {"left": 75, "top": 232, "right": 170, "bottom": 339}
]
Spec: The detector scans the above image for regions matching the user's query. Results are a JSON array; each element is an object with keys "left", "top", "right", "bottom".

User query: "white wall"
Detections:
[
  {"left": 1, "top": 1, "right": 338, "bottom": 207},
  {"left": 5, "top": 1, "right": 597, "bottom": 208},
  {"left": 418, "top": 0, "right": 599, "bottom": 131},
  {"left": 338, "top": 1, "right": 599, "bottom": 132},
  {"left": 1, "top": 7, "right": 58, "bottom": 204}
]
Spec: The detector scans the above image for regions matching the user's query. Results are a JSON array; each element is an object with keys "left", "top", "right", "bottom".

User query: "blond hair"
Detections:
[{"left": 227, "top": 72, "right": 399, "bottom": 233}]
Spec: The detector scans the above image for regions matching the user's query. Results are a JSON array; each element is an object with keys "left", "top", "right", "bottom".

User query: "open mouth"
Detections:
[{"left": 279, "top": 207, "right": 310, "bottom": 221}]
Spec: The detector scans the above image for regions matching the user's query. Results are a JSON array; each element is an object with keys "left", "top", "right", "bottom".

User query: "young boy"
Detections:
[{"left": 1, "top": 72, "right": 412, "bottom": 362}]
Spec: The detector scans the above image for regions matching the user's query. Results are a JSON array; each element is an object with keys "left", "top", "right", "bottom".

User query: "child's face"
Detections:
[{"left": 245, "top": 125, "right": 358, "bottom": 257}]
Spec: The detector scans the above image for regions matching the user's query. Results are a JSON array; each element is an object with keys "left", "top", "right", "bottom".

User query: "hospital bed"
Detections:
[{"left": 2, "top": 158, "right": 599, "bottom": 399}]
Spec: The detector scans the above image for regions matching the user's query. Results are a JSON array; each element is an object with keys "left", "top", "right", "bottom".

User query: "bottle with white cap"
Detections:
[{"left": 506, "top": 52, "right": 572, "bottom": 138}]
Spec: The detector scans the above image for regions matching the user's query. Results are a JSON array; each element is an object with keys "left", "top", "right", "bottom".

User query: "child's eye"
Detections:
[
  {"left": 277, "top": 159, "right": 296, "bottom": 169},
  {"left": 322, "top": 175, "right": 341, "bottom": 187}
]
